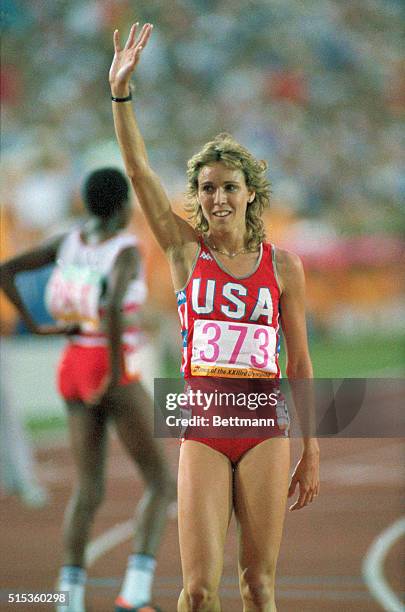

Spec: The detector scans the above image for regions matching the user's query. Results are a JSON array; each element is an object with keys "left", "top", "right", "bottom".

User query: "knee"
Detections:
[
  {"left": 240, "top": 567, "right": 275, "bottom": 608},
  {"left": 184, "top": 582, "right": 218, "bottom": 611},
  {"left": 147, "top": 475, "right": 176, "bottom": 503},
  {"left": 75, "top": 482, "right": 104, "bottom": 514},
  {"left": 145, "top": 458, "right": 173, "bottom": 490}
]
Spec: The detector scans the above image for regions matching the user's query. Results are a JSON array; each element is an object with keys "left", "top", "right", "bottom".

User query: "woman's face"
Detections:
[{"left": 197, "top": 162, "right": 255, "bottom": 232}]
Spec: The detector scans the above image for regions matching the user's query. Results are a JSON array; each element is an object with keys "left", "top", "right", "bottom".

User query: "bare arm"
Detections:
[
  {"left": 0, "top": 237, "right": 72, "bottom": 334},
  {"left": 109, "top": 23, "right": 197, "bottom": 259},
  {"left": 276, "top": 248, "right": 320, "bottom": 510},
  {"left": 277, "top": 250, "right": 313, "bottom": 380},
  {"left": 103, "top": 246, "right": 139, "bottom": 386}
]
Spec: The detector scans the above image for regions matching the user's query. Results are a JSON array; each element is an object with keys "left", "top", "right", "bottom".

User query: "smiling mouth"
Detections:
[{"left": 212, "top": 210, "right": 231, "bottom": 217}]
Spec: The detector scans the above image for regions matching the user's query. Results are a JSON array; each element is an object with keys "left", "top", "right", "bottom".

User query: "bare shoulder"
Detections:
[
  {"left": 274, "top": 247, "right": 304, "bottom": 294},
  {"left": 167, "top": 236, "right": 201, "bottom": 290}
]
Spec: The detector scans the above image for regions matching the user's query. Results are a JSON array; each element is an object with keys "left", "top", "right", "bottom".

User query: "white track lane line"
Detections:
[
  {"left": 86, "top": 520, "right": 133, "bottom": 567},
  {"left": 362, "top": 516, "right": 405, "bottom": 612},
  {"left": 85, "top": 503, "right": 178, "bottom": 567}
]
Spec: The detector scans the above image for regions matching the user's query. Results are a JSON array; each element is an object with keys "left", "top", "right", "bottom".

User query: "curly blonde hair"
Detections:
[{"left": 185, "top": 133, "right": 271, "bottom": 249}]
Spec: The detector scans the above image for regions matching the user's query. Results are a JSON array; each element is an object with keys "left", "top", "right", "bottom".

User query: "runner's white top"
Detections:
[{"left": 45, "top": 228, "right": 147, "bottom": 348}]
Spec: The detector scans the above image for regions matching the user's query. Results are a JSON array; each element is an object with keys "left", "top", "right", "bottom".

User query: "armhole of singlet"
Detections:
[
  {"left": 271, "top": 245, "right": 282, "bottom": 295},
  {"left": 115, "top": 233, "right": 138, "bottom": 255},
  {"left": 56, "top": 230, "right": 77, "bottom": 265},
  {"left": 175, "top": 241, "right": 202, "bottom": 293},
  {"left": 119, "top": 233, "right": 138, "bottom": 249}
]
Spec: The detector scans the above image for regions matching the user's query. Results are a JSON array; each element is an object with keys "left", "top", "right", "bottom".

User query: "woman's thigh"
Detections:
[
  {"left": 108, "top": 381, "right": 170, "bottom": 484},
  {"left": 234, "top": 438, "right": 290, "bottom": 571},
  {"left": 178, "top": 440, "right": 233, "bottom": 588}
]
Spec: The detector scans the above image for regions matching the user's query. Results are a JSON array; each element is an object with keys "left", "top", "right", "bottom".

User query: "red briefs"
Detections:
[
  {"left": 181, "top": 377, "right": 289, "bottom": 464},
  {"left": 57, "top": 343, "right": 139, "bottom": 403},
  {"left": 182, "top": 437, "right": 276, "bottom": 465}
]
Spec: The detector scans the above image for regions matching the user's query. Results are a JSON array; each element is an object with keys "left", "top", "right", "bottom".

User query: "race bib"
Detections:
[
  {"left": 191, "top": 319, "right": 278, "bottom": 378},
  {"left": 45, "top": 265, "right": 103, "bottom": 331}
]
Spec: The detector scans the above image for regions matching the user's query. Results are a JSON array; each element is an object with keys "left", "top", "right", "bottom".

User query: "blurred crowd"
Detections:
[{"left": 1, "top": 0, "right": 404, "bottom": 334}]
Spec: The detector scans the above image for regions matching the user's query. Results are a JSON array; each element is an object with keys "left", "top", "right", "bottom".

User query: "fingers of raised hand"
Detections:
[
  {"left": 124, "top": 22, "right": 139, "bottom": 50},
  {"left": 122, "top": 22, "right": 153, "bottom": 53},
  {"left": 138, "top": 22, "right": 153, "bottom": 48},
  {"left": 113, "top": 29, "right": 122, "bottom": 53}
]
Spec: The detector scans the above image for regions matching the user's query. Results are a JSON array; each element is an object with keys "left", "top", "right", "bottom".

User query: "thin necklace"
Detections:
[{"left": 204, "top": 236, "right": 252, "bottom": 258}]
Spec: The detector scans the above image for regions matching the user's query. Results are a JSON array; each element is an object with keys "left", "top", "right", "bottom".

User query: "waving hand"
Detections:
[{"left": 109, "top": 23, "right": 153, "bottom": 96}]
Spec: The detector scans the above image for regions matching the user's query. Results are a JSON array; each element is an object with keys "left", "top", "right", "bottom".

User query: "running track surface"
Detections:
[{"left": 0, "top": 436, "right": 403, "bottom": 612}]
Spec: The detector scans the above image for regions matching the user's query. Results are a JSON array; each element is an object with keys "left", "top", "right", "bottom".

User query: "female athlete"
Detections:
[
  {"left": 0, "top": 167, "right": 175, "bottom": 612},
  {"left": 109, "top": 23, "right": 320, "bottom": 612}
]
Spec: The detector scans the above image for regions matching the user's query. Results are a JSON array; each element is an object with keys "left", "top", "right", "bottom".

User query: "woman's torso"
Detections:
[{"left": 176, "top": 240, "right": 282, "bottom": 379}]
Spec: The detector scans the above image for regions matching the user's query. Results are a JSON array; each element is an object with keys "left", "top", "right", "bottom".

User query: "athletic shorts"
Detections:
[
  {"left": 182, "top": 376, "right": 289, "bottom": 464},
  {"left": 182, "top": 437, "right": 276, "bottom": 465},
  {"left": 57, "top": 343, "right": 140, "bottom": 403}
]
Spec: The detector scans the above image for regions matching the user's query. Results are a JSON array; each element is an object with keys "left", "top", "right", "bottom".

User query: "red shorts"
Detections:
[
  {"left": 57, "top": 343, "right": 139, "bottom": 403},
  {"left": 181, "top": 376, "right": 289, "bottom": 464},
  {"left": 182, "top": 437, "right": 273, "bottom": 464}
]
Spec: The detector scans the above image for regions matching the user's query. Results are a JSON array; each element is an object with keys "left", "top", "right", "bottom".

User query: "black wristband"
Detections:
[{"left": 111, "top": 92, "right": 132, "bottom": 102}]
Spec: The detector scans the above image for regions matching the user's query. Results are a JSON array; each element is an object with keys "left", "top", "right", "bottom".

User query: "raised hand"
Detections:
[{"left": 109, "top": 22, "right": 153, "bottom": 97}]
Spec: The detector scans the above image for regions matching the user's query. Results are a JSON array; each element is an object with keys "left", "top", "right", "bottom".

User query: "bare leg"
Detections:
[
  {"left": 110, "top": 381, "right": 176, "bottom": 556},
  {"left": 177, "top": 441, "right": 233, "bottom": 612},
  {"left": 63, "top": 402, "right": 108, "bottom": 566},
  {"left": 234, "top": 438, "right": 290, "bottom": 612}
]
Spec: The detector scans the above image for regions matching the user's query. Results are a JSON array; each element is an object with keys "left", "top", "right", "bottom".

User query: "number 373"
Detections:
[{"left": 193, "top": 320, "right": 276, "bottom": 370}]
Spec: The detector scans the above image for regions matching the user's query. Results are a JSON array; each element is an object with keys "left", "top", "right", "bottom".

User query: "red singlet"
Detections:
[{"left": 176, "top": 240, "right": 289, "bottom": 464}]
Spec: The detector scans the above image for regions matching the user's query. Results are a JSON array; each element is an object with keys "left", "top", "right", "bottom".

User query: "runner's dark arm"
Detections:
[
  {"left": 0, "top": 236, "right": 63, "bottom": 333},
  {"left": 103, "top": 246, "right": 139, "bottom": 385}
]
